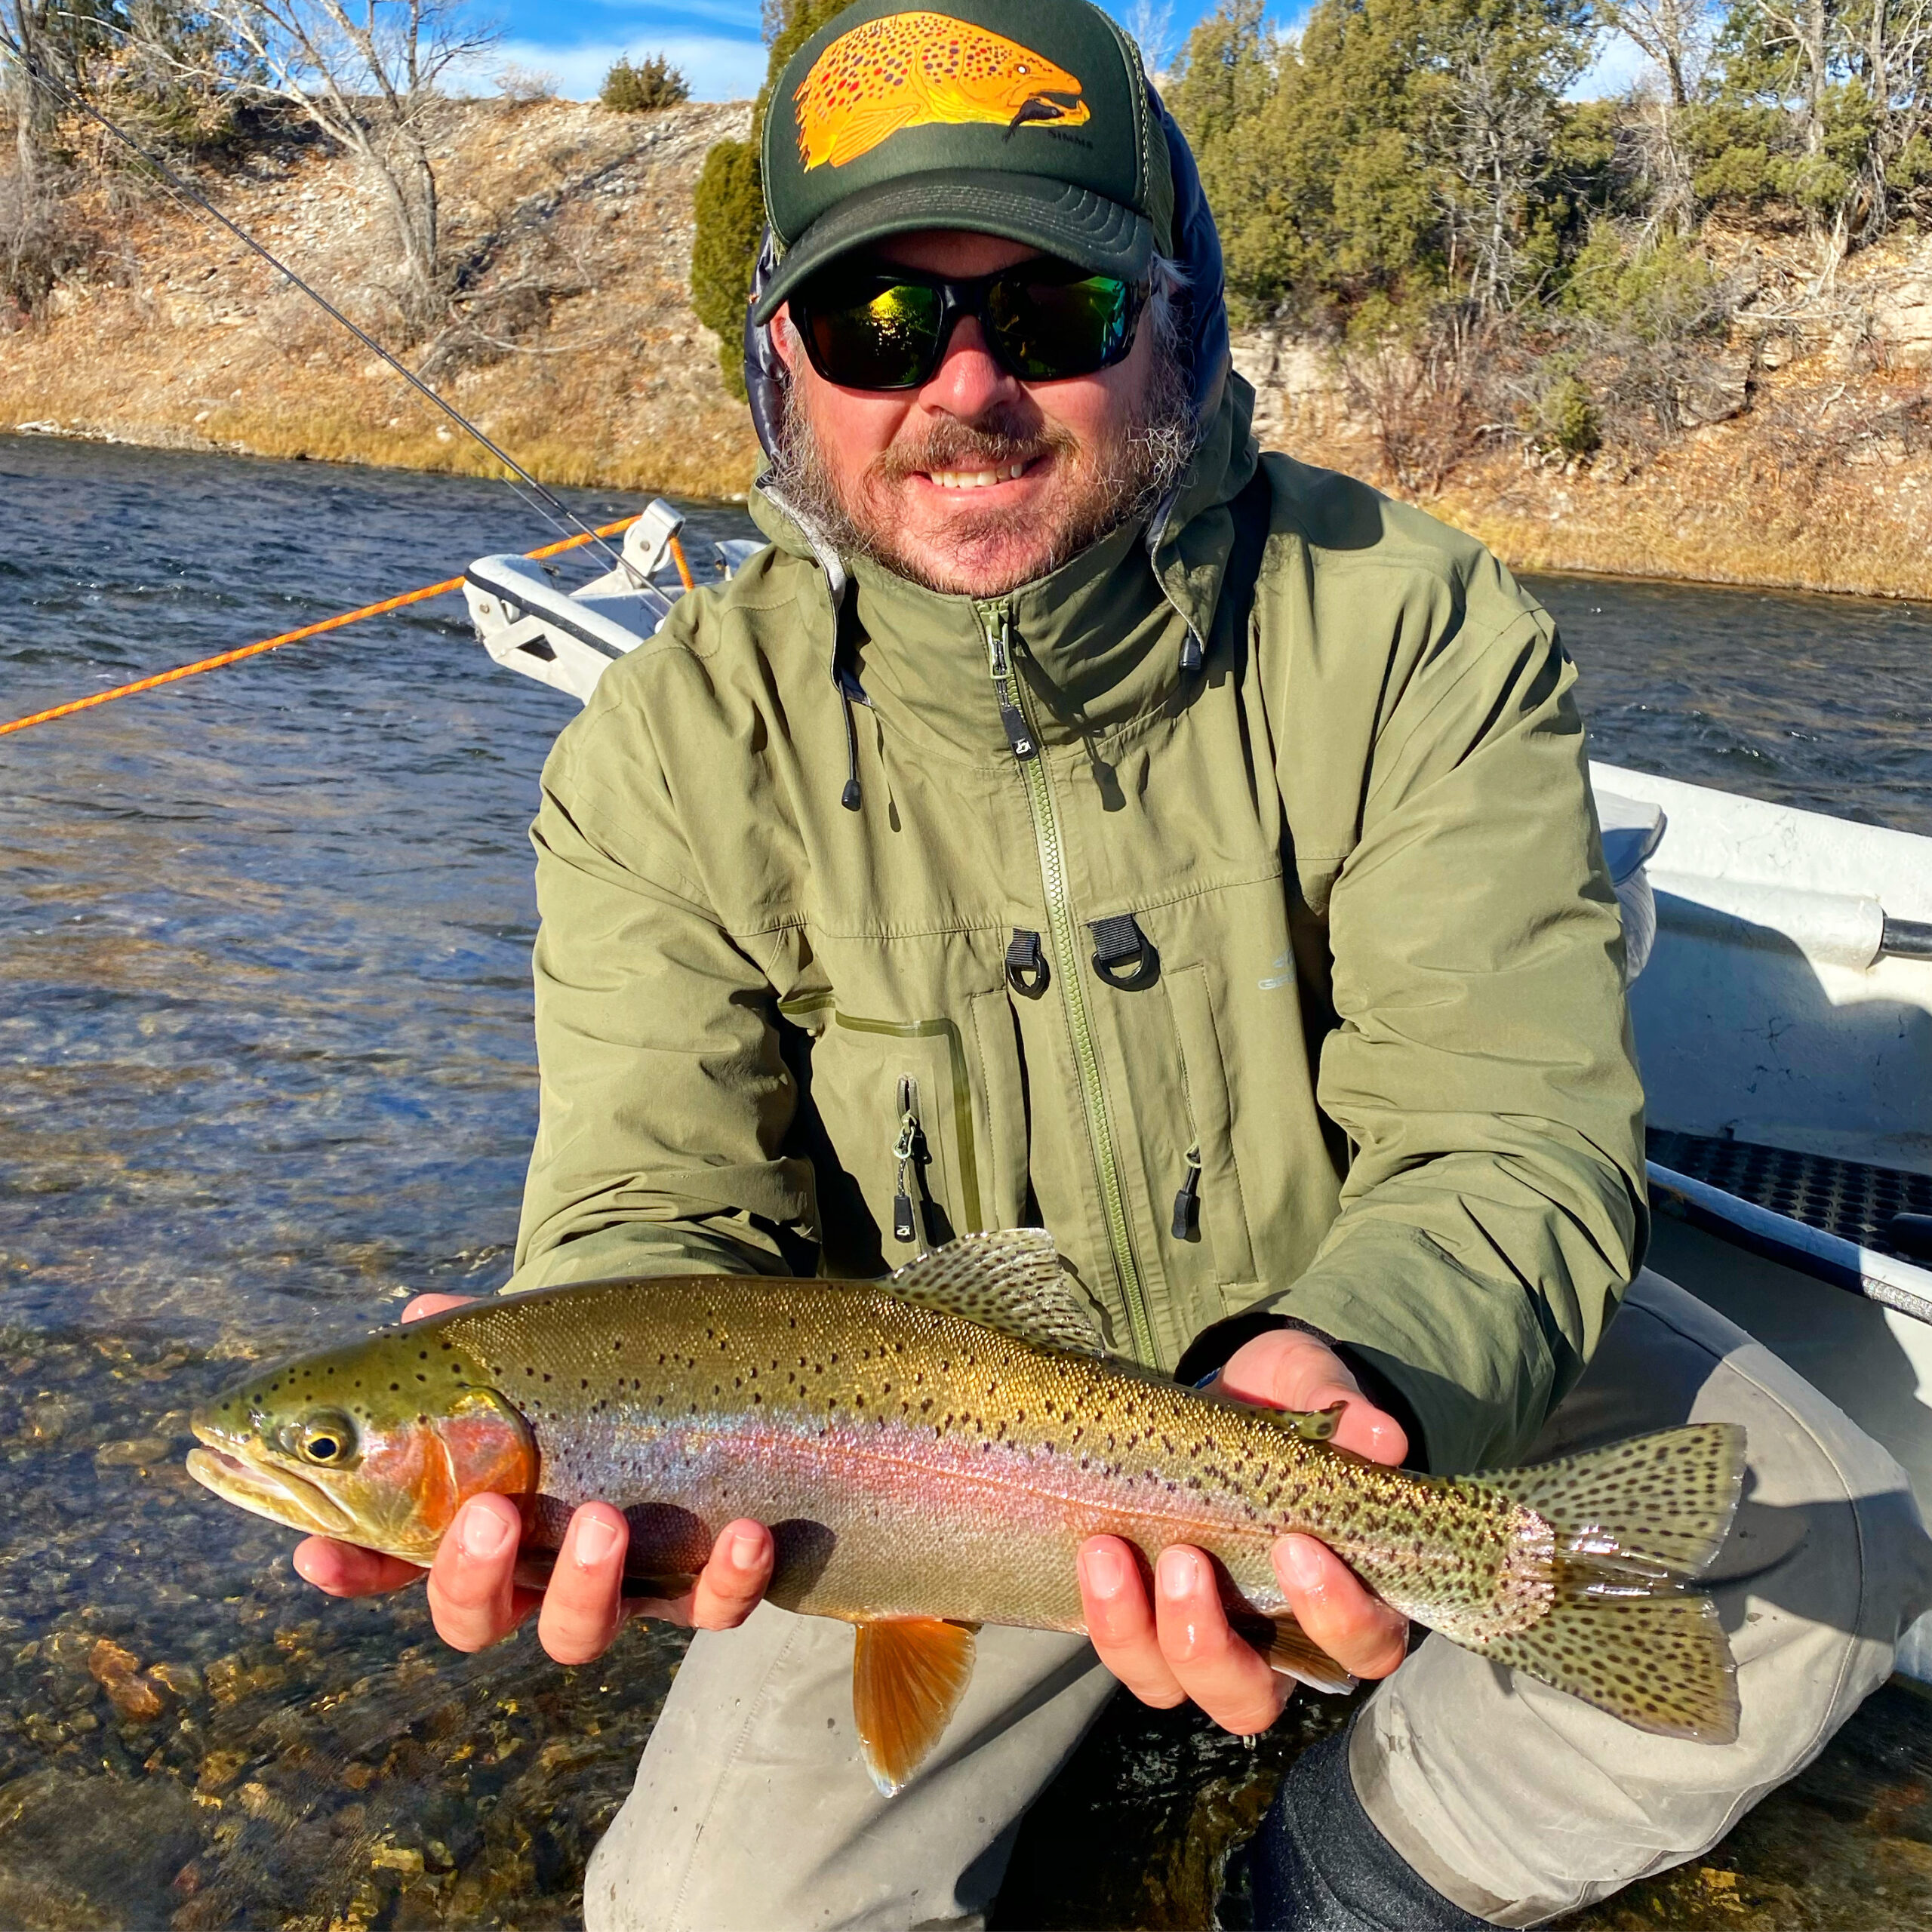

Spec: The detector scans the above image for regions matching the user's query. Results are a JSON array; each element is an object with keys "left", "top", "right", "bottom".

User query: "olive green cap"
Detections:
[{"left": 753, "top": 0, "right": 1174, "bottom": 323}]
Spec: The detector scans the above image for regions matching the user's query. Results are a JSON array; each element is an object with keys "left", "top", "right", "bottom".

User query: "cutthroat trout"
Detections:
[{"left": 189, "top": 1230, "right": 1746, "bottom": 1791}]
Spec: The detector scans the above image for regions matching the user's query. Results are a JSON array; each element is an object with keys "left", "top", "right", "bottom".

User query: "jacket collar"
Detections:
[{"left": 750, "top": 376, "right": 1258, "bottom": 761}]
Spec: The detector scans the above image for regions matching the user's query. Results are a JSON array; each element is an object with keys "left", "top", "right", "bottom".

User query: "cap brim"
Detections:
[{"left": 752, "top": 170, "right": 1153, "bottom": 324}]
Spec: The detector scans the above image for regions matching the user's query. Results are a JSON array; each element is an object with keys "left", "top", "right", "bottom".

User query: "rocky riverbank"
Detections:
[{"left": 6, "top": 96, "right": 1932, "bottom": 597}]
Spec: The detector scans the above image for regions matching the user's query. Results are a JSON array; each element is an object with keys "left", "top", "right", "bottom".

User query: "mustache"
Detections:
[{"left": 870, "top": 417, "right": 1076, "bottom": 485}]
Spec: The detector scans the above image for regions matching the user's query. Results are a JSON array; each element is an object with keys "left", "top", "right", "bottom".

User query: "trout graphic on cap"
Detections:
[
  {"left": 795, "top": 12, "right": 1091, "bottom": 171},
  {"left": 754, "top": 0, "right": 1175, "bottom": 327}
]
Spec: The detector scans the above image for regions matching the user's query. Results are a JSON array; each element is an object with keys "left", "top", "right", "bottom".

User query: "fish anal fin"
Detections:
[
  {"left": 852, "top": 1617, "right": 978, "bottom": 1796},
  {"left": 887, "top": 1229, "right": 1105, "bottom": 1357},
  {"left": 1263, "top": 1613, "right": 1357, "bottom": 1695}
]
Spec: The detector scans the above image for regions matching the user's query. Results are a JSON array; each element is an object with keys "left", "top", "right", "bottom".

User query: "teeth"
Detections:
[{"left": 929, "top": 461, "right": 1029, "bottom": 490}]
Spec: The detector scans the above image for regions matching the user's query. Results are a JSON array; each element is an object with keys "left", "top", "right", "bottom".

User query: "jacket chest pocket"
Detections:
[
  {"left": 1164, "top": 964, "right": 1259, "bottom": 1291},
  {"left": 777, "top": 998, "right": 986, "bottom": 1270}
]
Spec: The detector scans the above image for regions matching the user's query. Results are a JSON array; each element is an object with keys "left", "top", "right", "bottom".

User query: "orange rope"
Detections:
[
  {"left": 668, "top": 532, "right": 697, "bottom": 592},
  {"left": 0, "top": 514, "right": 641, "bottom": 739}
]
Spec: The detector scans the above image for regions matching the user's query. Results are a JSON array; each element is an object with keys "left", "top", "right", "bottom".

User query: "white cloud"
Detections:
[{"left": 475, "top": 32, "right": 765, "bottom": 102}]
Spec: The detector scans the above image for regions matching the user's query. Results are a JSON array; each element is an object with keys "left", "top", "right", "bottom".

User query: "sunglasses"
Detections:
[{"left": 789, "top": 257, "right": 1149, "bottom": 391}]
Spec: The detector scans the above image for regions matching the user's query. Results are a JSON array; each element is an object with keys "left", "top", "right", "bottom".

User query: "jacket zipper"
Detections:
[
  {"left": 892, "top": 1074, "right": 929, "bottom": 1254},
  {"left": 981, "top": 604, "right": 1156, "bottom": 1363}
]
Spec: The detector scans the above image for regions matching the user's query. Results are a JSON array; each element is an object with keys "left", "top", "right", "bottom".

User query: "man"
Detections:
[{"left": 295, "top": 2, "right": 1929, "bottom": 1925}]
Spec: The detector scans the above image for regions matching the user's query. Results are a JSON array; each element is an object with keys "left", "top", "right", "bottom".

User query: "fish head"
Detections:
[
  {"left": 920, "top": 28, "right": 1090, "bottom": 134},
  {"left": 186, "top": 1324, "right": 537, "bottom": 1564}
]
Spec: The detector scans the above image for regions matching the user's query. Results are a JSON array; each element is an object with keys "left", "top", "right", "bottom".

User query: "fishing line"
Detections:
[
  {"left": 0, "top": 514, "right": 641, "bottom": 736},
  {"left": 0, "top": 31, "right": 627, "bottom": 571}
]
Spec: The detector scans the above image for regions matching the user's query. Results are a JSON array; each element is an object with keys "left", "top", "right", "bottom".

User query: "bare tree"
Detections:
[
  {"left": 1601, "top": 0, "right": 1714, "bottom": 104},
  {"left": 139, "top": 0, "right": 494, "bottom": 330}
]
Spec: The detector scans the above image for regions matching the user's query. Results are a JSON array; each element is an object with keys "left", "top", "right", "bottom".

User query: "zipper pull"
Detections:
[
  {"left": 892, "top": 1076, "right": 925, "bottom": 1248},
  {"left": 986, "top": 611, "right": 1038, "bottom": 761},
  {"left": 1172, "top": 1142, "right": 1202, "bottom": 1241},
  {"left": 892, "top": 1110, "right": 918, "bottom": 1244}
]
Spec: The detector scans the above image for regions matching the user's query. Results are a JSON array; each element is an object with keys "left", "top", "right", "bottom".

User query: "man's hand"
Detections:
[
  {"left": 1075, "top": 1327, "right": 1411, "bottom": 1735},
  {"left": 290, "top": 1293, "right": 775, "bottom": 1663}
]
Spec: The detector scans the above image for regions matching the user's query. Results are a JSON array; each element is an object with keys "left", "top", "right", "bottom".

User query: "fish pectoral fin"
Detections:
[
  {"left": 1264, "top": 1612, "right": 1357, "bottom": 1696},
  {"left": 851, "top": 1617, "right": 979, "bottom": 1797},
  {"left": 887, "top": 1229, "right": 1106, "bottom": 1357}
]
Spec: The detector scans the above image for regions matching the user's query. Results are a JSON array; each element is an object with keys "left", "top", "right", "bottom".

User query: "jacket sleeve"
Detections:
[
  {"left": 1261, "top": 596, "right": 1647, "bottom": 1475},
  {"left": 503, "top": 694, "right": 818, "bottom": 1295}
]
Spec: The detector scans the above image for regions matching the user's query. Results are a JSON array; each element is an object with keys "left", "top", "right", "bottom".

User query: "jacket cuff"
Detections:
[{"left": 503, "top": 1220, "right": 781, "bottom": 1295}]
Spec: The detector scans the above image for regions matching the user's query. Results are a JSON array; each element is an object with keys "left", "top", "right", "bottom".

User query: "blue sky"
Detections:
[{"left": 486, "top": 0, "right": 1644, "bottom": 104}]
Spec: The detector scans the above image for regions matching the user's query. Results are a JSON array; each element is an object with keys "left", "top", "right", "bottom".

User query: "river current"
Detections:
[{"left": 2, "top": 432, "right": 1929, "bottom": 1929}]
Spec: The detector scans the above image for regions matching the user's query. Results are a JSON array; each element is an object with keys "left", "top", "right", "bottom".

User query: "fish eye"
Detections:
[{"left": 293, "top": 1410, "right": 359, "bottom": 1468}]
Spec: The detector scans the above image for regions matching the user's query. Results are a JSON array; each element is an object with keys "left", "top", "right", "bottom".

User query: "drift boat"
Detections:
[{"left": 464, "top": 504, "right": 1932, "bottom": 1678}]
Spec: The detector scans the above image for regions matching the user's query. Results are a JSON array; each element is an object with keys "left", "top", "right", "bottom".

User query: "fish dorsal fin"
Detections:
[
  {"left": 852, "top": 1617, "right": 979, "bottom": 1795},
  {"left": 886, "top": 1229, "right": 1104, "bottom": 1357}
]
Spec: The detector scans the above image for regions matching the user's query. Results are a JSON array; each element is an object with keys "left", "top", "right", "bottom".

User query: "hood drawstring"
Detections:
[{"left": 832, "top": 581, "right": 865, "bottom": 813}]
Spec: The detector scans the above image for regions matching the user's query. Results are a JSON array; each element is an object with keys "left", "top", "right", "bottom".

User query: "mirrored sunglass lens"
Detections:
[
  {"left": 986, "top": 274, "right": 1132, "bottom": 380},
  {"left": 807, "top": 281, "right": 943, "bottom": 387}
]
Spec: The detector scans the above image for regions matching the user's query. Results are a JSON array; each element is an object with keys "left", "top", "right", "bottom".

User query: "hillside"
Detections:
[
  {"left": 5, "top": 96, "right": 1932, "bottom": 596},
  {"left": 0, "top": 99, "right": 762, "bottom": 500}
]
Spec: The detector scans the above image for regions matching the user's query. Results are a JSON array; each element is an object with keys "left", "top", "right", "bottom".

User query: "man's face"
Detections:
[{"left": 771, "top": 230, "right": 1188, "bottom": 597}]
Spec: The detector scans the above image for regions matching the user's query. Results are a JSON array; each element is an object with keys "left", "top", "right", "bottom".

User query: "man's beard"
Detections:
[{"left": 771, "top": 335, "right": 1198, "bottom": 595}]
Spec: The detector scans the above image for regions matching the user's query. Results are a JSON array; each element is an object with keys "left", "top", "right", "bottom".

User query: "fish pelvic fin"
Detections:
[
  {"left": 1463, "top": 1423, "right": 1748, "bottom": 1743},
  {"left": 887, "top": 1229, "right": 1106, "bottom": 1357},
  {"left": 852, "top": 1617, "right": 979, "bottom": 1796},
  {"left": 1264, "top": 1612, "right": 1356, "bottom": 1696}
]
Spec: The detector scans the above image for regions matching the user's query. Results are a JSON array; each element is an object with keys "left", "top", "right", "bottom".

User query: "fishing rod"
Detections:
[{"left": 0, "top": 26, "right": 626, "bottom": 570}]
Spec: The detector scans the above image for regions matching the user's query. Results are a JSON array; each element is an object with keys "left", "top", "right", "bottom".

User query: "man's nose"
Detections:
[{"left": 919, "top": 315, "right": 1021, "bottom": 418}]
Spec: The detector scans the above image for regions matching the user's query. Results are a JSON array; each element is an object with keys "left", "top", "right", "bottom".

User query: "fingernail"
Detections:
[
  {"left": 574, "top": 1515, "right": 619, "bottom": 1567},
  {"left": 1081, "top": 1544, "right": 1128, "bottom": 1598},
  {"left": 1279, "top": 1537, "right": 1321, "bottom": 1592},
  {"left": 729, "top": 1528, "right": 764, "bottom": 1571},
  {"left": 457, "top": 1503, "right": 511, "bottom": 1558},
  {"left": 1158, "top": 1548, "right": 1201, "bottom": 1601}
]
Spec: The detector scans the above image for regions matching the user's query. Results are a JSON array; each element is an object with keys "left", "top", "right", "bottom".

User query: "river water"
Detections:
[{"left": 2, "top": 432, "right": 1929, "bottom": 1930}]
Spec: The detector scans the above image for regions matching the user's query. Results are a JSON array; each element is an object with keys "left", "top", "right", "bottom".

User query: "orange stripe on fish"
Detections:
[{"left": 795, "top": 11, "right": 1091, "bottom": 171}]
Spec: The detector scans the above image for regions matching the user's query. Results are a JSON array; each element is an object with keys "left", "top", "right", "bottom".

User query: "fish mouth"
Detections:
[
  {"left": 1006, "top": 91, "right": 1089, "bottom": 133},
  {"left": 186, "top": 1428, "right": 357, "bottom": 1540}
]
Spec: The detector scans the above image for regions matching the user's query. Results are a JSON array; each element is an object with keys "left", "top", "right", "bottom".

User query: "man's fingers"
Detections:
[
  {"left": 1273, "top": 1534, "right": 1409, "bottom": 1680},
  {"left": 1311, "top": 1383, "right": 1408, "bottom": 1466},
  {"left": 1078, "top": 1537, "right": 1187, "bottom": 1710},
  {"left": 1219, "top": 1330, "right": 1409, "bottom": 1468},
  {"left": 688, "top": 1519, "right": 774, "bottom": 1630},
  {"left": 1152, "top": 1546, "right": 1291, "bottom": 1736},
  {"left": 401, "top": 1292, "right": 475, "bottom": 1324},
  {"left": 426, "top": 1494, "right": 537, "bottom": 1652},
  {"left": 292, "top": 1537, "right": 424, "bottom": 1598},
  {"left": 537, "top": 1503, "right": 630, "bottom": 1664}
]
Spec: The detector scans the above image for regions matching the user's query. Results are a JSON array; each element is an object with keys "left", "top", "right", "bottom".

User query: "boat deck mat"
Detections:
[{"left": 1649, "top": 1128, "right": 1932, "bottom": 1263}]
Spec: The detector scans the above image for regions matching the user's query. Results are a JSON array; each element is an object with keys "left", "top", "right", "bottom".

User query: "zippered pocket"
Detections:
[{"left": 1166, "top": 964, "right": 1258, "bottom": 1287}]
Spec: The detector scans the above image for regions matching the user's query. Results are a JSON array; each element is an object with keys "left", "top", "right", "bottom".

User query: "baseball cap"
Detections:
[{"left": 752, "top": 0, "right": 1175, "bottom": 325}]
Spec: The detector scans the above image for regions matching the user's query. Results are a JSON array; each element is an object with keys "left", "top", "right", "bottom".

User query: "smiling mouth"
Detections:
[
  {"left": 924, "top": 460, "right": 1035, "bottom": 491},
  {"left": 186, "top": 1431, "right": 355, "bottom": 1538}
]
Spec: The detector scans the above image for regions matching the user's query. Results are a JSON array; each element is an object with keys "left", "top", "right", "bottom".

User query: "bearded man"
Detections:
[{"left": 294, "top": 2, "right": 1929, "bottom": 1926}]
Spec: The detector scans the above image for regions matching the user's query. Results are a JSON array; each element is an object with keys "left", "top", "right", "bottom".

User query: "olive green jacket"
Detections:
[{"left": 506, "top": 377, "right": 1646, "bottom": 1475}]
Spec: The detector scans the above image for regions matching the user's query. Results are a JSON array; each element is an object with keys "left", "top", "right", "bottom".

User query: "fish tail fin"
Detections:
[{"left": 1468, "top": 1422, "right": 1747, "bottom": 1743}]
